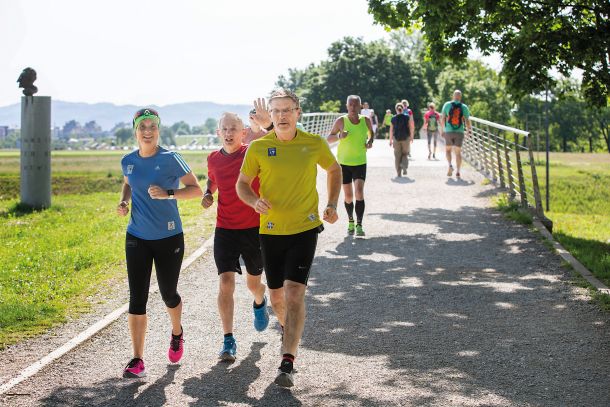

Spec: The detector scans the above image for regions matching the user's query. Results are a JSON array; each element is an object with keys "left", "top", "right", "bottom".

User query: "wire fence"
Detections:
[
  {"left": 300, "top": 113, "right": 341, "bottom": 136},
  {"left": 461, "top": 116, "right": 549, "bottom": 226}
]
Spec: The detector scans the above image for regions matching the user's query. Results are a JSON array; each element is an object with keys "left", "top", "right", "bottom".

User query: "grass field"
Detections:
[
  {"left": 534, "top": 153, "right": 610, "bottom": 287},
  {"left": 0, "top": 150, "right": 210, "bottom": 200},
  {"left": 0, "top": 150, "right": 216, "bottom": 349}
]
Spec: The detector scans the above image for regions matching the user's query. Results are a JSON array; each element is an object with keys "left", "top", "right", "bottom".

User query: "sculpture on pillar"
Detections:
[{"left": 17, "top": 67, "right": 38, "bottom": 96}]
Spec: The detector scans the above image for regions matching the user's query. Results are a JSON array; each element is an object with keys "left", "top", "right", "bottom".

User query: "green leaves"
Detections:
[
  {"left": 367, "top": 0, "right": 610, "bottom": 107},
  {"left": 276, "top": 36, "right": 430, "bottom": 128}
]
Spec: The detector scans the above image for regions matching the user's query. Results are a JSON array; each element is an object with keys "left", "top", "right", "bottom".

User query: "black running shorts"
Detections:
[
  {"left": 213, "top": 227, "right": 264, "bottom": 276},
  {"left": 341, "top": 164, "right": 367, "bottom": 184},
  {"left": 259, "top": 226, "right": 320, "bottom": 289}
]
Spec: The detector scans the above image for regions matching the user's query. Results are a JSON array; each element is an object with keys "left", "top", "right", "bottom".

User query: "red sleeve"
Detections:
[{"left": 207, "top": 153, "right": 217, "bottom": 190}]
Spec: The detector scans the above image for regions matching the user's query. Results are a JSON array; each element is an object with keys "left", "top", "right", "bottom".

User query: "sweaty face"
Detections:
[
  {"left": 269, "top": 98, "right": 299, "bottom": 132},
  {"left": 135, "top": 118, "right": 160, "bottom": 147},
  {"left": 217, "top": 117, "right": 244, "bottom": 149},
  {"left": 346, "top": 98, "right": 362, "bottom": 115}
]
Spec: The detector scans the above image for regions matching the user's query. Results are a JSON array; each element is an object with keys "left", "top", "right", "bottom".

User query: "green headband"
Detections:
[{"left": 133, "top": 114, "right": 160, "bottom": 130}]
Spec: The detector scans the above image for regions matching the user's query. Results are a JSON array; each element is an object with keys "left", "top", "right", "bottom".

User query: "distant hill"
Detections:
[{"left": 0, "top": 100, "right": 252, "bottom": 130}]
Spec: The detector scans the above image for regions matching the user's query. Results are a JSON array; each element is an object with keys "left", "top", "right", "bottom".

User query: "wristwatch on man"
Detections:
[{"left": 167, "top": 189, "right": 175, "bottom": 199}]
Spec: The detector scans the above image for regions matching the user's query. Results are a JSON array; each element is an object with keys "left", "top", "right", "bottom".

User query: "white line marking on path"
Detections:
[{"left": 0, "top": 236, "right": 214, "bottom": 396}]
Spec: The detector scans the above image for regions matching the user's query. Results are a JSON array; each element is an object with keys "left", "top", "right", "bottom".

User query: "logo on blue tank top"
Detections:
[{"left": 268, "top": 148, "right": 277, "bottom": 157}]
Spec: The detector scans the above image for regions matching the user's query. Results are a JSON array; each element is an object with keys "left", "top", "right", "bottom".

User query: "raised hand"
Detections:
[{"left": 251, "top": 98, "right": 272, "bottom": 129}]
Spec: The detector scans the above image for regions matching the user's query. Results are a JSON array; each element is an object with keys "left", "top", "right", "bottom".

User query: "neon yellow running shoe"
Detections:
[
  {"left": 347, "top": 220, "right": 355, "bottom": 235},
  {"left": 356, "top": 224, "right": 365, "bottom": 237}
]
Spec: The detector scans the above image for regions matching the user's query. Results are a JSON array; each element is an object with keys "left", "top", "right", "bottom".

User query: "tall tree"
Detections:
[
  {"left": 278, "top": 37, "right": 430, "bottom": 129},
  {"left": 367, "top": 0, "right": 610, "bottom": 106},
  {"left": 203, "top": 118, "right": 218, "bottom": 134},
  {"left": 435, "top": 60, "right": 511, "bottom": 123},
  {"left": 170, "top": 121, "right": 191, "bottom": 136},
  {"left": 114, "top": 128, "right": 133, "bottom": 145}
]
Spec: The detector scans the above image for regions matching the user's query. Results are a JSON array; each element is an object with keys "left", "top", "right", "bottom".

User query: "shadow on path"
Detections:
[
  {"left": 301, "top": 206, "right": 610, "bottom": 406},
  {"left": 183, "top": 341, "right": 301, "bottom": 407},
  {"left": 41, "top": 364, "right": 179, "bottom": 406}
]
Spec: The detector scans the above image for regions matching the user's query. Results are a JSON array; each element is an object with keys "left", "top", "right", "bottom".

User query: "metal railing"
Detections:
[
  {"left": 300, "top": 112, "right": 341, "bottom": 136},
  {"left": 461, "top": 116, "right": 551, "bottom": 229}
]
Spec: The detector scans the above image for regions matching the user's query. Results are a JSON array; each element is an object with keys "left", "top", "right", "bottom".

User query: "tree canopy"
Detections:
[
  {"left": 277, "top": 36, "right": 430, "bottom": 127},
  {"left": 367, "top": 0, "right": 610, "bottom": 107}
]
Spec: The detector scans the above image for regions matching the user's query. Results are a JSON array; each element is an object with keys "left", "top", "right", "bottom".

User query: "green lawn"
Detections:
[
  {"left": 0, "top": 149, "right": 216, "bottom": 349},
  {"left": 0, "top": 194, "right": 216, "bottom": 349},
  {"left": 0, "top": 150, "right": 210, "bottom": 200},
  {"left": 0, "top": 150, "right": 209, "bottom": 176},
  {"left": 534, "top": 153, "right": 610, "bottom": 287}
]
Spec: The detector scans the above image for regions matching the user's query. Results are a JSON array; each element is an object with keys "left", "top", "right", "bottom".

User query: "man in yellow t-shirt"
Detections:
[
  {"left": 237, "top": 88, "right": 341, "bottom": 388},
  {"left": 327, "top": 95, "right": 374, "bottom": 237}
]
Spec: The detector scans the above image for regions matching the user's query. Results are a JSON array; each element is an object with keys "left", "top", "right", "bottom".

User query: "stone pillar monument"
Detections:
[{"left": 18, "top": 68, "right": 51, "bottom": 209}]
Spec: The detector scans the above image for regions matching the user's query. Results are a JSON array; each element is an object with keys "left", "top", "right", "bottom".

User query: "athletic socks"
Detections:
[
  {"left": 253, "top": 300, "right": 264, "bottom": 309},
  {"left": 344, "top": 201, "right": 354, "bottom": 221},
  {"left": 224, "top": 333, "right": 233, "bottom": 338},
  {"left": 355, "top": 200, "right": 365, "bottom": 225},
  {"left": 281, "top": 353, "right": 295, "bottom": 372}
]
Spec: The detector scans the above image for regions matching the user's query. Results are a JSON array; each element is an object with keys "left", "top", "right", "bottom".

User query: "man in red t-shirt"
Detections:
[{"left": 202, "top": 112, "right": 269, "bottom": 362}]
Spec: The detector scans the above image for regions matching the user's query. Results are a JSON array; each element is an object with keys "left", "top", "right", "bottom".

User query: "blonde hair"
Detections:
[
  {"left": 218, "top": 112, "right": 244, "bottom": 129},
  {"left": 401, "top": 99, "right": 409, "bottom": 107}
]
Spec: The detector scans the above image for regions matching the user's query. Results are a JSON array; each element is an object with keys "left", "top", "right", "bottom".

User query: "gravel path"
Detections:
[{"left": 1, "top": 140, "right": 609, "bottom": 406}]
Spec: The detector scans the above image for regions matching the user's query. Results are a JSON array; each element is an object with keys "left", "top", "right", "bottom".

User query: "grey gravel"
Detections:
[{"left": 1, "top": 140, "right": 609, "bottom": 407}]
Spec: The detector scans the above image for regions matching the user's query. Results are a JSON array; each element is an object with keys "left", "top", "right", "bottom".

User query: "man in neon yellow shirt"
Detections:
[
  {"left": 380, "top": 109, "right": 392, "bottom": 139},
  {"left": 237, "top": 88, "right": 341, "bottom": 388},
  {"left": 327, "top": 95, "right": 374, "bottom": 237}
]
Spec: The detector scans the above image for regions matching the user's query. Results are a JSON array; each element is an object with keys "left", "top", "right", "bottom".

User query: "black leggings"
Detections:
[{"left": 125, "top": 232, "right": 184, "bottom": 315}]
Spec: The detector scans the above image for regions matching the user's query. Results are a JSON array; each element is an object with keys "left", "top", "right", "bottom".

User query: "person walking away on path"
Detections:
[
  {"left": 236, "top": 88, "right": 341, "bottom": 387},
  {"left": 201, "top": 112, "right": 269, "bottom": 363},
  {"left": 381, "top": 109, "right": 392, "bottom": 139},
  {"left": 401, "top": 99, "right": 414, "bottom": 117},
  {"left": 327, "top": 95, "right": 374, "bottom": 237},
  {"left": 401, "top": 99, "right": 414, "bottom": 157},
  {"left": 362, "top": 102, "right": 379, "bottom": 138},
  {"left": 244, "top": 108, "right": 268, "bottom": 144},
  {"left": 424, "top": 102, "right": 441, "bottom": 160},
  {"left": 390, "top": 103, "right": 413, "bottom": 177},
  {"left": 117, "top": 108, "right": 203, "bottom": 378},
  {"left": 440, "top": 90, "right": 472, "bottom": 178}
]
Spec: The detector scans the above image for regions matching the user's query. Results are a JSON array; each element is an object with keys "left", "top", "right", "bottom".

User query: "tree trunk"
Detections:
[{"left": 598, "top": 116, "right": 610, "bottom": 154}]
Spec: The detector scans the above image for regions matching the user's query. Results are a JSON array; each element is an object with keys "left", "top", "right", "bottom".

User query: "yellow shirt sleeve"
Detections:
[
  {"left": 240, "top": 144, "right": 260, "bottom": 178},
  {"left": 317, "top": 138, "right": 337, "bottom": 170}
]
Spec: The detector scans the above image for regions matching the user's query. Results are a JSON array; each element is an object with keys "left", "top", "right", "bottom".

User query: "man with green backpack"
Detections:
[
  {"left": 441, "top": 90, "right": 472, "bottom": 178},
  {"left": 423, "top": 102, "right": 441, "bottom": 160}
]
